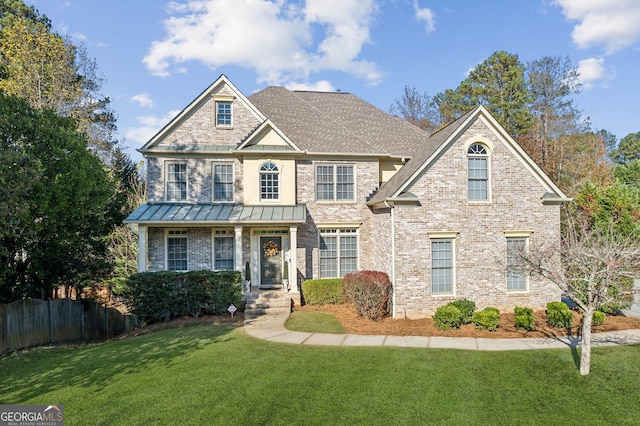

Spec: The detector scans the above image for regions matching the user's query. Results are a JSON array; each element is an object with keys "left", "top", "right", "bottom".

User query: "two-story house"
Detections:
[{"left": 124, "top": 74, "right": 569, "bottom": 319}]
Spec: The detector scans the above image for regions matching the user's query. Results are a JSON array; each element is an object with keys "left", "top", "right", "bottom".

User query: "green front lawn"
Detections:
[{"left": 1, "top": 322, "right": 639, "bottom": 425}]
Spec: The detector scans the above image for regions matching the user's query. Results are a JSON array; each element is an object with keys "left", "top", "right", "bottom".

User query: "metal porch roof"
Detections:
[{"left": 124, "top": 203, "right": 306, "bottom": 225}]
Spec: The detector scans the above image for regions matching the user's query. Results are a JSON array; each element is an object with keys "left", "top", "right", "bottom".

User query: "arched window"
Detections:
[
  {"left": 467, "top": 143, "right": 489, "bottom": 200},
  {"left": 260, "top": 161, "right": 279, "bottom": 200}
]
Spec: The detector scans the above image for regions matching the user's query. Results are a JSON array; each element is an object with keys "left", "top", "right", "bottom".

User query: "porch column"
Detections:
[
  {"left": 289, "top": 225, "right": 298, "bottom": 292},
  {"left": 137, "top": 224, "right": 147, "bottom": 272},
  {"left": 234, "top": 226, "right": 243, "bottom": 274}
]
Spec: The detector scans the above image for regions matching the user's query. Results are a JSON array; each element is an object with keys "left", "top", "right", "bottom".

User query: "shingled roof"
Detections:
[{"left": 248, "top": 87, "right": 431, "bottom": 157}]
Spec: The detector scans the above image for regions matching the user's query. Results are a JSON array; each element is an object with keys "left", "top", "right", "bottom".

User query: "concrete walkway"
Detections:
[{"left": 243, "top": 315, "right": 640, "bottom": 351}]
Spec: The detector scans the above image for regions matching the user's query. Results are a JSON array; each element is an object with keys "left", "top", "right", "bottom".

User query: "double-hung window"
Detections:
[
  {"left": 319, "top": 229, "right": 358, "bottom": 278},
  {"left": 467, "top": 143, "right": 489, "bottom": 201},
  {"left": 507, "top": 237, "right": 528, "bottom": 291},
  {"left": 167, "top": 230, "right": 188, "bottom": 271},
  {"left": 213, "top": 230, "right": 234, "bottom": 271},
  {"left": 216, "top": 101, "right": 232, "bottom": 126},
  {"left": 166, "top": 162, "right": 187, "bottom": 201},
  {"left": 431, "top": 238, "right": 454, "bottom": 295},
  {"left": 260, "top": 161, "right": 279, "bottom": 201},
  {"left": 213, "top": 163, "right": 234, "bottom": 202},
  {"left": 316, "top": 164, "right": 354, "bottom": 201}
]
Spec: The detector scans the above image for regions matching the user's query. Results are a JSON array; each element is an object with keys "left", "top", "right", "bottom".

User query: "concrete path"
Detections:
[{"left": 243, "top": 315, "right": 640, "bottom": 351}]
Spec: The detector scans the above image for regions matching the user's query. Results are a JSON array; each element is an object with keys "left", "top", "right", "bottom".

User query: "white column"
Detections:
[
  {"left": 234, "top": 226, "right": 243, "bottom": 274},
  {"left": 137, "top": 225, "right": 147, "bottom": 272},
  {"left": 289, "top": 225, "right": 298, "bottom": 292}
]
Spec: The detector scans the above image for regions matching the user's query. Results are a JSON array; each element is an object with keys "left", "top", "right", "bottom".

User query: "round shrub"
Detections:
[
  {"left": 514, "top": 306, "right": 536, "bottom": 331},
  {"left": 546, "top": 301, "right": 573, "bottom": 328},
  {"left": 592, "top": 311, "right": 606, "bottom": 326},
  {"left": 432, "top": 305, "right": 463, "bottom": 330},
  {"left": 342, "top": 271, "right": 391, "bottom": 321},
  {"left": 472, "top": 308, "right": 500, "bottom": 331},
  {"left": 450, "top": 299, "right": 476, "bottom": 324}
]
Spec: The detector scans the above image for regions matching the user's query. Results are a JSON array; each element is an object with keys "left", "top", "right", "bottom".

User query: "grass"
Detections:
[
  {"left": 285, "top": 311, "right": 345, "bottom": 334},
  {"left": 1, "top": 322, "right": 640, "bottom": 425}
]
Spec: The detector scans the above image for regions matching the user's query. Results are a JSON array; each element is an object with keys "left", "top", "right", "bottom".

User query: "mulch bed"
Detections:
[{"left": 295, "top": 303, "right": 640, "bottom": 339}]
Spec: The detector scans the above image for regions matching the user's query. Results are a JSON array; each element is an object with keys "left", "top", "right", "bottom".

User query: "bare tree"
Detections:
[
  {"left": 389, "top": 85, "right": 440, "bottom": 133},
  {"left": 512, "top": 209, "right": 640, "bottom": 375}
]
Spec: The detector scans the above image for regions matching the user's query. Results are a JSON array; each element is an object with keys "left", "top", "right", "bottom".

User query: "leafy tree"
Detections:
[
  {"left": 434, "top": 51, "right": 533, "bottom": 137},
  {"left": 598, "top": 129, "right": 618, "bottom": 162},
  {"left": 612, "top": 132, "right": 640, "bottom": 164},
  {"left": 0, "top": 92, "right": 115, "bottom": 301},
  {"left": 389, "top": 85, "right": 440, "bottom": 133}
]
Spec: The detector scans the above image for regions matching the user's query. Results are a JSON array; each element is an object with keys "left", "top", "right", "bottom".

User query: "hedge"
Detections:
[
  {"left": 301, "top": 278, "right": 345, "bottom": 305},
  {"left": 124, "top": 270, "right": 242, "bottom": 324}
]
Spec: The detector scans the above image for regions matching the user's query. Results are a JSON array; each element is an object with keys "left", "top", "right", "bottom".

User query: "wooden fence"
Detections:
[{"left": 0, "top": 298, "right": 133, "bottom": 354}]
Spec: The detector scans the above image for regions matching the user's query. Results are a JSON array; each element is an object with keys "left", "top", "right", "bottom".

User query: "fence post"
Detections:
[{"left": 48, "top": 299, "right": 53, "bottom": 344}]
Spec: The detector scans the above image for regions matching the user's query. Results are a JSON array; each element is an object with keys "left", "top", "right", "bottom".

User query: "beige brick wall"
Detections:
[{"left": 391, "top": 118, "right": 561, "bottom": 318}]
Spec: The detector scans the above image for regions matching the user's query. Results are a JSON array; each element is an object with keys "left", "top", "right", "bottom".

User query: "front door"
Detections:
[{"left": 260, "top": 236, "right": 282, "bottom": 288}]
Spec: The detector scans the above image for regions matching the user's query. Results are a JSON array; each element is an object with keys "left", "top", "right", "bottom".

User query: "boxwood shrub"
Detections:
[
  {"left": 450, "top": 299, "right": 476, "bottom": 324},
  {"left": 342, "top": 271, "right": 391, "bottom": 321},
  {"left": 432, "top": 305, "right": 462, "bottom": 330},
  {"left": 301, "top": 278, "right": 345, "bottom": 305},
  {"left": 546, "top": 301, "right": 573, "bottom": 328},
  {"left": 472, "top": 307, "right": 500, "bottom": 331},
  {"left": 591, "top": 310, "right": 606, "bottom": 326},
  {"left": 514, "top": 306, "right": 536, "bottom": 331},
  {"left": 124, "top": 270, "right": 242, "bottom": 324}
]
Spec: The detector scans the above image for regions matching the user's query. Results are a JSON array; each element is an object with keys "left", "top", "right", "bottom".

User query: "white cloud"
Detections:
[
  {"left": 555, "top": 0, "right": 640, "bottom": 53},
  {"left": 414, "top": 0, "right": 435, "bottom": 33},
  {"left": 285, "top": 80, "right": 335, "bottom": 92},
  {"left": 143, "top": 0, "right": 382, "bottom": 86},
  {"left": 130, "top": 93, "right": 154, "bottom": 108},
  {"left": 577, "top": 57, "right": 615, "bottom": 89},
  {"left": 125, "top": 110, "right": 181, "bottom": 146}
]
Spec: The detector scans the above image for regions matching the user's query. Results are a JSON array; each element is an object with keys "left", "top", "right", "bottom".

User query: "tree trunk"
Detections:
[{"left": 580, "top": 308, "right": 594, "bottom": 375}]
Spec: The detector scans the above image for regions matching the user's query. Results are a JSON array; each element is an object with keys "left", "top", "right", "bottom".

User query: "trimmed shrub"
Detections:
[
  {"left": 472, "top": 307, "right": 500, "bottom": 331},
  {"left": 592, "top": 311, "right": 606, "bottom": 326},
  {"left": 301, "top": 279, "right": 345, "bottom": 305},
  {"left": 546, "top": 301, "right": 573, "bottom": 328},
  {"left": 514, "top": 306, "right": 536, "bottom": 331},
  {"left": 432, "top": 305, "right": 463, "bottom": 330},
  {"left": 450, "top": 299, "right": 476, "bottom": 324},
  {"left": 124, "top": 270, "right": 242, "bottom": 324},
  {"left": 342, "top": 271, "right": 391, "bottom": 321}
]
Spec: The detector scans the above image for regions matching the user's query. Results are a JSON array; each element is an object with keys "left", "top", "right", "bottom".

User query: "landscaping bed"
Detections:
[{"left": 295, "top": 303, "right": 640, "bottom": 338}]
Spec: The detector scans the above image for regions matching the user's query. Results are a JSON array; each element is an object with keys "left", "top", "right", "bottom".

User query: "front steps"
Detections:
[{"left": 243, "top": 290, "right": 292, "bottom": 318}]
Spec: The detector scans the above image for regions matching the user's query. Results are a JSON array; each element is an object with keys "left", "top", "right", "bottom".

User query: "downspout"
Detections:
[{"left": 384, "top": 200, "right": 396, "bottom": 319}]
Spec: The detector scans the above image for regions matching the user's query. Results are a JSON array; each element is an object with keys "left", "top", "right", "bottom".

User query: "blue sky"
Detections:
[{"left": 28, "top": 0, "right": 640, "bottom": 164}]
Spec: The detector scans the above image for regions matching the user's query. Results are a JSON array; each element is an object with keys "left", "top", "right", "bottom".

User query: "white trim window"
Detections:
[
  {"left": 316, "top": 164, "right": 355, "bottom": 201},
  {"left": 467, "top": 143, "right": 489, "bottom": 201},
  {"left": 213, "top": 163, "right": 234, "bottom": 202},
  {"left": 431, "top": 238, "right": 454, "bottom": 295},
  {"left": 319, "top": 229, "right": 358, "bottom": 278},
  {"left": 166, "top": 162, "right": 187, "bottom": 201},
  {"left": 216, "top": 101, "right": 232, "bottom": 126},
  {"left": 507, "top": 237, "right": 528, "bottom": 292},
  {"left": 213, "top": 230, "right": 234, "bottom": 271},
  {"left": 166, "top": 229, "right": 188, "bottom": 271},
  {"left": 259, "top": 161, "right": 280, "bottom": 201}
]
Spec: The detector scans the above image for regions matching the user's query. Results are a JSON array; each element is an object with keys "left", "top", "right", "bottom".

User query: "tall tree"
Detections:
[
  {"left": 612, "top": 132, "right": 640, "bottom": 164},
  {"left": 0, "top": 92, "right": 115, "bottom": 301},
  {"left": 520, "top": 56, "right": 586, "bottom": 175},
  {"left": 389, "top": 85, "right": 440, "bottom": 133},
  {"left": 434, "top": 51, "right": 533, "bottom": 137}
]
